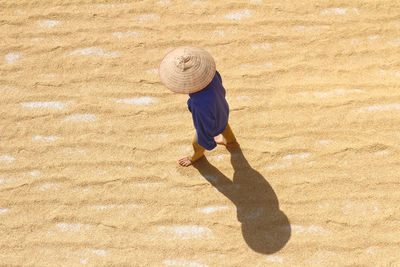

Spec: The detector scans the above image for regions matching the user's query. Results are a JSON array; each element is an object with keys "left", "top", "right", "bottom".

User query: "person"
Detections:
[{"left": 159, "top": 46, "right": 239, "bottom": 167}]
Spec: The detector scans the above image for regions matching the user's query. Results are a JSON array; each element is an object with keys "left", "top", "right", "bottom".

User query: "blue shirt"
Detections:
[{"left": 187, "top": 70, "right": 229, "bottom": 150}]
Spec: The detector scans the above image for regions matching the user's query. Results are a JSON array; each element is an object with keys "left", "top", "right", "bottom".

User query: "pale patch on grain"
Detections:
[
  {"left": 40, "top": 183, "right": 60, "bottom": 191},
  {"left": 212, "top": 30, "right": 225, "bottom": 37},
  {"left": 293, "top": 25, "right": 329, "bottom": 32},
  {"left": 320, "top": 8, "right": 357, "bottom": 15},
  {"left": 27, "top": 170, "right": 40, "bottom": 176},
  {"left": 157, "top": 225, "right": 215, "bottom": 240},
  {"left": 282, "top": 153, "right": 311, "bottom": 160},
  {"left": 132, "top": 182, "right": 164, "bottom": 188},
  {"left": 179, "top": 145, "right": 192, "bottom": 153},
  {"left": 33, "top": 136, "right": 60, "bottom": 142},
  {"left": 63, "top": 114, "right": 96, "bottom": 122},
  {"left": 266, "top": 162, "right": 292, "bottom": 169},
  {"left": 40, "top": 73, "right": 56, "bottom": 78},
  {"left": 56, "top": 223, "right": 91, "bottom": 232},
  {"left": 0, "top": 209, "right": 9, "bottom": 215},
  {"left": 0, "top": 177, "right": 20, "bottom": 184},
  {"left": 112, "top": 31, "right": 139, "bottom": 38},
  {"left": 352, "top": 8, "right": 360, "bottom": 15},
  {"left": 375, "top": 150, "right": 388, "bottom": 156},
  {"left": 139, "top": 14, "right": 159, "bottom": 23},
  {"left": 116, "top": 97, "right": 157, "bottom": 105},
  {"left": 37, "top": 20, "right": 60, "bottom": 28},
  {"left": 69, "top": 47, "right": 118, "bottom": 57},
  {"left": 89, "top": 3, "right": 130, "bottom": 8},
  {"left": 91, "top": 250, "right": 106, "bottom": 256},
  {"left": 163, "top": 259, "right": 208, "bottom": 267},
  {"left": 197, "top": 206, "right": 230, "bottom": 214},
  {"left": 387, "top": 38, "right": 400, "bottom": 45},
  {"left": 267, "top": 153, "right": 312, "bottom": 169},
  {"left": 368, "top": 35, "right": 379, "bottom": 41},
  {"left": 251, "top": 43, "right": 271, "bottom": 49},
  {"left": 366, "top": 247, "right": 375, "bottom": 255},
  {"left": 94, "top": 204, "right": 143, "bottom": 211},
  {"left": 0, "top": 155, "right": 15, "bottom": 162},
  {"left": 157, "top": 0, "right": 170, "bottom": 4},
  {"left": 236, "top": 96, "right": 251, "bottom": 101},
  {"left": 112, "top": 32, "right": 123, "bottom": 39},
  {"left": 266, "top": 256, "right": 283, "bottom": 263},
  {"left": 209, "top": 154, "right": 227, "bottom": 161},
  {"left": 70, "top": 184, "right": 90, "bottom": 193},
  {"left": 165, "top": 47, "right": 175, "bottom": 53},
  {"left": 379, "top": 69, "right": 400, "bottom": 77},
  {"left": 5, "top": 53, "right": 20, "bottom": 64},
  {"left": 0, "top": 86, "right": 19, "bottom": 94},
  {"left": 146, "top": 68, "right": 158, "bottom": 74},
  {"left": 224, "top": 10, "right": 252, "bottom": 20},
  {"left": 359, "top": 104, "right": 400, "bottom": 112},
  {"left": 299, "top": 89, "right": 363, "bottom": 98},
  {"left": 192, "top": 0, "right": 206, "bottom": 5},
  {"left": 62, "top": 148, "right": 86, "bottom": 154},
  {"left": 146, "top": 133, "right": 169, "bottom": 140},
  {"left": 318, "top": 202, "right": 329, "bottom": 209},
  {"left": 21, "top": 101, "right": 72, "bottom": 109},
  {"left": 15, "top": 9, "right": 26, "bottom": 14},
  {"left": 263, "top": 140, "right": 275, "bottom": 145},
  {"left": 350, "top": 39, "right": 361, "bottom": 45},
  {"left": 342, "top": 201, "right": 379, "bottom": 216},
  {"left": 91, "top": 205, "right": 116, "bottom": 210}
]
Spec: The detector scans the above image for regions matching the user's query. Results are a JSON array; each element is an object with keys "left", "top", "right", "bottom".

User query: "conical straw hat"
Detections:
[{"left": 159, "top": 46, "right": 216, "bottom": 94}]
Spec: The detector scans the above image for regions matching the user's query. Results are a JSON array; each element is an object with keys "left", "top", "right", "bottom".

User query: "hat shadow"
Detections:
[{"left": 192, "top": 147, "right": 291, "bottom": 254}]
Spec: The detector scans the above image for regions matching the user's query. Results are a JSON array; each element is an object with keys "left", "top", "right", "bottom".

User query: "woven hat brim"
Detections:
[{"left": 159, "top": 46, "right": 216, "bottom": 94}]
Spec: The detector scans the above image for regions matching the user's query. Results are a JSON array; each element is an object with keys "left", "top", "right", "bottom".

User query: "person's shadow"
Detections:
[{"left": 192, "top": 146, "right": 291, "bottom": 254}]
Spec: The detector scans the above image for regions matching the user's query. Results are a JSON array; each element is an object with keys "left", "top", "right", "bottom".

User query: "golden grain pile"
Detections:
[{"left": 1, "top": 0, "right": 400, "bottom": 266}]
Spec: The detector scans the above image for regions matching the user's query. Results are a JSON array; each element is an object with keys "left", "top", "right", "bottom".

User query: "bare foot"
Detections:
[
  {"left": 178, "top": 156, "right": 192, "bottom": 167},
  {"left": 214, "top": 134, "right": 224, "bottom": 145},
  {"left": 178, "top": 155, "right": 205, "bottom": 167},
  {"left": 214, "top": 134, "right": 240, "bottom": 148}
]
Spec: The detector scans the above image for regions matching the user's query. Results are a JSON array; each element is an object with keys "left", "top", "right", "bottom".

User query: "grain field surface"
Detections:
[{"left": 1, "top": 0, "right": 400, "bottom": 266}]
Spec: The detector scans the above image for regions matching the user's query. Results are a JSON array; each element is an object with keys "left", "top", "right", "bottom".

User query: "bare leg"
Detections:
[{"left": 178, "top": 133, "right": 205, "bottom": 167}]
